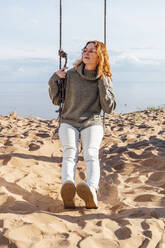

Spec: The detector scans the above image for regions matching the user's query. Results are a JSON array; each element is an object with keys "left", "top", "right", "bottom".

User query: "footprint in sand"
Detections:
[
  {"left": 141, "top": 220, "right": 150, "bottom": 230},
  {"left": 4, "top": 139, "right": 13, "bottom": 146},
  {"left": 141, "top": 220, "right": 152, "bottom": 239},
  {"left": 134, "top": 194, "right": 159, "bottom": 202},
  {"left": 0, "top": 155, "right": 11, "bottom": 165},
  {"left": 36, "top": 132, "right": 50, "bottom": 138},
  {"left": 115, "top": 226, "right": 132, "bottom": 240},
  {"left": 29, "top": 143, "right": 40, "bottom": 151},
  {"left": 147, "top": 172, "right": 165, "bottom": 187},
  {"left": 98, "top": 181, "right": 120, "bottom": 205},
  {"left": 23, "top": 131, "right": 29, "bottom": 137},
  {"left": 0, "top": 233, "right": 17, "bottom": 248}
]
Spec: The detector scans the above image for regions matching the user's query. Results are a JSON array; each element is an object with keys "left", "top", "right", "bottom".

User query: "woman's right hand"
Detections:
[{"left": 56, "top": 67, "right": 67, "bottom": 79}]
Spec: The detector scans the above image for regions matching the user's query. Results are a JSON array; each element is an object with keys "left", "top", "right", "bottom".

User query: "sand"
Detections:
[{"left": 0, "top": 109, "right": 165, "bottom": 247}]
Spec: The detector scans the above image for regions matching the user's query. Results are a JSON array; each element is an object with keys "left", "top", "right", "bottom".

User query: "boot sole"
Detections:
[
  {"left": 76, "top": 183, "right": 98, "bottom": 209},
  {"left": 61, "top": 182, "right": 76, "bottom": 209}
]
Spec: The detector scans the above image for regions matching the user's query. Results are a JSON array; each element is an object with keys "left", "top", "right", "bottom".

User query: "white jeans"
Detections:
[{"left": 59, "top": 123, "right": 104, "bottom": 190}]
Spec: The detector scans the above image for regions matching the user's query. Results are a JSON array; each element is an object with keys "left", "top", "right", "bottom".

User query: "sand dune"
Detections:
[{"left": 0, "top": 109, "right": 165, "bottom": 247}]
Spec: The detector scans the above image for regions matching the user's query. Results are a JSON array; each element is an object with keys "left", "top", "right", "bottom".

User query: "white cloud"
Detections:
[
  {"left": 111, "top": 50, "right": 159, "bottom": 66},
  {"left": 0, "top": 45, "right": 58, "bottom": 59},
  {"left": 0, "top": 50, "right": 164, "bottom": 83},
  {"left": 30, "top": 18, "right": 39, "bottom": 25},
  {"left": 0, "top": 64, "right": 10, "bottom": 72},
  {"left": 0, "top": 57, "right": 58, "bottom": 82},
  {"left": 18, "top": 67, "right": 25, "bottom": 73}
]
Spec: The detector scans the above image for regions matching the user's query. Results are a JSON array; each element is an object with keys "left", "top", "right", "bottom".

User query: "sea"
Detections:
[{"left": 0, "top": 81, "right": 165, "bottom": 120}]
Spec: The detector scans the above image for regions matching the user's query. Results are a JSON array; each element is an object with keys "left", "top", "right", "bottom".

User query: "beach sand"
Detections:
[{"left": 0, "top": 109, "right": 165, "bottom": 247}]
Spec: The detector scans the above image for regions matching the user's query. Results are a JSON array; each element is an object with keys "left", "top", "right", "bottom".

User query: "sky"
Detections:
[{"left": 0, "top": 0, "right": 165, "bottom": 83}]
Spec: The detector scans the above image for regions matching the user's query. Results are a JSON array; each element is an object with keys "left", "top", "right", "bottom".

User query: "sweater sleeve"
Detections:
[
  {"left": 98, "top": 77, "right": 116, "bottom": 114},
  {"left": 48, "top": 72, "right": 61, "bottom": 106}
]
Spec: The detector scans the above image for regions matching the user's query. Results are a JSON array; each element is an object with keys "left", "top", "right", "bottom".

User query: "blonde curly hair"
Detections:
[{"left": 74, "top": 40, "right": 112, "bottom": 80}]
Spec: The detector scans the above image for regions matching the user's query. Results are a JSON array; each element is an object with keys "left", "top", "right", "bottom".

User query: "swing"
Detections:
[{"left": 52, "top": 0, "right": 107, "bottom": 139}]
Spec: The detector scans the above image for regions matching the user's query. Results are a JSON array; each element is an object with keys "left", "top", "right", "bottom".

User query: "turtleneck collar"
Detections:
[
  {"left": 75, "top": 63, "right": 100, "bottom": 81},
  {"left": 84, "top": 68, "right": 97, "bottom": 78}
]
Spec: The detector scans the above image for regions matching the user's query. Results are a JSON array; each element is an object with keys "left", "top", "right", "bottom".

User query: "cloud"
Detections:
[
  {"left": 0, "top": 45, "right": 58, "bottom": 59},
  {"left": 110, "top": 48, "right": 165, "bottom": 73},
  {"left": 0, "top": 58, "right": 58, "bottom": 82},
  {"left": 29, "top": 18, "right": 39, "bottom": 25},
  {"left": 0, "top": 64, "right": 10, "bottom": 72},
  {"left": 0, "top": 46, "right": 164, "bottom": 83},
  {"left": 17, "top": 67, "right": 25, "bottom": 73}
]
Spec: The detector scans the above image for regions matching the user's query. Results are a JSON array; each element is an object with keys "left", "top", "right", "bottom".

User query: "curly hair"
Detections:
[{"left": 74, "top": 40, "right": 112, "bottom": 80}]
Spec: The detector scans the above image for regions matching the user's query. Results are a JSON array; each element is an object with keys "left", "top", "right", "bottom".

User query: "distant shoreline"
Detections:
[{"left": 1, "top": 81, "right": 165, "bottom": 119}]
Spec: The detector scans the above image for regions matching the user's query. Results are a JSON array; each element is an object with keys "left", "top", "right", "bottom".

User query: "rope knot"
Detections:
[{"left": 58, "top": 49, "right": 67, "bottom": 58}]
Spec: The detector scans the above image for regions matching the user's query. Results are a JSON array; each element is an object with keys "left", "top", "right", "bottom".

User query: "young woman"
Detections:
[{"left": 48, "top": 40, "right": 116, "bottom": 209}]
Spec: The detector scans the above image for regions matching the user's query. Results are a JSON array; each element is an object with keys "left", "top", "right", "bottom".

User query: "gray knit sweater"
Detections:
[{"left": 48, "top": 63, "right": 116, "bottom": 130}]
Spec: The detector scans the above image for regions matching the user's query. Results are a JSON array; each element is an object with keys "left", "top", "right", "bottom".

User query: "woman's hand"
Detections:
[{"left": 56, "top": 67, "right": 67, "bottom": 79}]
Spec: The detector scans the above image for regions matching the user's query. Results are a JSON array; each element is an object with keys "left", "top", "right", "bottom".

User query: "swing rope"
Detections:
[
  {"left": 103, "top": 0, "right": 107, "bottom": 133},
  {"left": 104, "top": 0, "right": 107, "bottom": 46},
  {"left": 59, "top": 0, "right": 67, "bottom": 70},
  {"left": 52, "top": 0, "right": 67, "bottom": 139},
  {"left": 59, "top": 0, "right": 62, "bottom": 69}
]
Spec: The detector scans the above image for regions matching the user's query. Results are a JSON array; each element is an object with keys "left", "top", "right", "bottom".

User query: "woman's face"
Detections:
[{"left": 82, "top": 43, "right": 99, "bottom": 69}]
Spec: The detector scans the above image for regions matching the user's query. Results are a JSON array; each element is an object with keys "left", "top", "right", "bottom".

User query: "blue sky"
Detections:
[{"left": 0, "top": 0, "right": 165, "bottom": 82}]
